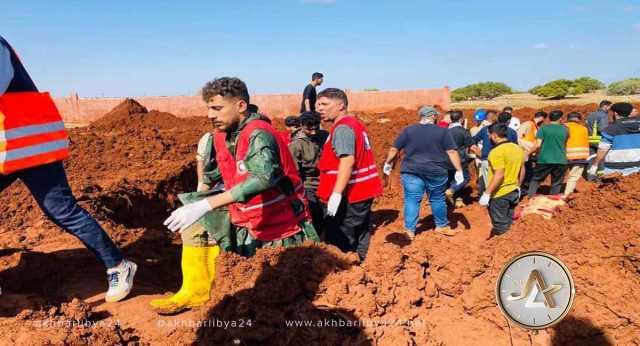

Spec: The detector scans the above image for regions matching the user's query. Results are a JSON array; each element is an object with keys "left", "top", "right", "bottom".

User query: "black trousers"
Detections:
[
  {"left": 522, "top": 156, "right": 537, "bottom": 194},
  {"left": 305, "top": 188, "right": 324, "bottom": 239},
  {"left": 527, "top": 163, "right": 567, "bottom": 197},
  {"left": 324, "top": 198, "right": 373, "bottom": 261},
  {"left": 488, "top": 189, "right": 520, "bottom": 236}
]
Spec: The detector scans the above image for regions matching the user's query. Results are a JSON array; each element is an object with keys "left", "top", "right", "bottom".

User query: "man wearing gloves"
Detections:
[
  {"left": 316, "top": 88, "right": 382, "bottom": 261},
  {"left": 164, "top": 77, "right": 318, "bottom": 258},
  {"left": 383, "top": 106, "right": 465, "bottom": 238},
  {"left": 0, "top": 36, "right": 136, "bottom": 302},
  {"left": 479, "top": 123, "right": 525, "bottom": 238}
]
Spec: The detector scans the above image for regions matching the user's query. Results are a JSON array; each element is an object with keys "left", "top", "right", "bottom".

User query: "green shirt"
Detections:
[
  {"left": 537, "top": 124, "right": 568, "bottom": 164},
  {"left": 289, "top": 129, "right": 324, "bottom": 191},
  {"left": 204, "top": 113, "right": 284, "bottom": 203}
]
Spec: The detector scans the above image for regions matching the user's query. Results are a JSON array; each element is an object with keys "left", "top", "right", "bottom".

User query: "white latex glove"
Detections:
[
  {"left": 588, "top": 165, "right": 598, "bottom": 176},
  {"left": 164, "top": 199, "right": 212, "bottom": 233},
  {"left": 479, "top": 193, "right": 491, "bottom": 206},
  {"left": 383, "top": 163, "right": 393, "bottom": 176},
  {"left": 326, "top": 192, "right": 342, "bottom": 217},
  {"left": 454, "top": 170, "right": 464, "bottom": 185}
]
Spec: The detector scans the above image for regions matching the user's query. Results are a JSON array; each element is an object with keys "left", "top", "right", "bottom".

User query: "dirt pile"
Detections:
[
  {"left": 163, "top": 174, "right": 640, "bottom": 345},
  {"left": 1, "top": 99, "right": 639, "bottom": 345}
]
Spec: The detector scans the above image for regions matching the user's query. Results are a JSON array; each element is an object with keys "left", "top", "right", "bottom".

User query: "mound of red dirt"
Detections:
[
  {"left": 163, "top": 174, "right": 640, "bottom": 345},
  {"left": 1, "top": 99, "right": 639, "bottom": 345}
]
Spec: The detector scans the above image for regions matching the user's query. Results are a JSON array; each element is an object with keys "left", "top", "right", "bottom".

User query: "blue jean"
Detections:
[
  {"left": 448, "top": 165, "right": 470, "bottom": 196},
  {"left": 0, "top": 162, "right": 123, "bottom": 268},
  {"left": 401, "top": 173, "right": 449, "bottom": 231}
]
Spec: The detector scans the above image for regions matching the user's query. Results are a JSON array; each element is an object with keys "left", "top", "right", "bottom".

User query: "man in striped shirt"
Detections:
[{"left": 590, "top": 102, "right": 640, "bottom": 177}]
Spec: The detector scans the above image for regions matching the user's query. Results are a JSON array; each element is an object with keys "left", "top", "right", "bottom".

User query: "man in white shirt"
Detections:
[{"left": 504, "top": 106, "right": 521, "bottom": 131}]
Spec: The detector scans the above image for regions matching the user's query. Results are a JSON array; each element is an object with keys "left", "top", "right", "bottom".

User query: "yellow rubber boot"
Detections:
[
  {"left": 150, "top": 246, "right": 211, "bottom": 315},
  {"left": 207, "top": 245, "right": 220, "bottom": 286}
]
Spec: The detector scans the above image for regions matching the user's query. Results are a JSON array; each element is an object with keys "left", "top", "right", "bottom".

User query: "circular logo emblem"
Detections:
[
  {"left": 496, "top": 251, "right": 575, "bottom": 330},
  {"left": 236, "top": 160, "right": 248, "bottom": 174}
]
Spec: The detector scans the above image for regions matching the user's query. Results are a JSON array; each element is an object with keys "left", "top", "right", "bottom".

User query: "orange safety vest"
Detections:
[
  {"left": 523, "top": 120, "right": 538, "bottom": 143},
  {"left": 565, "top": 122, "right": 589, "bottom": 161},
  {"left": 0, "top": 92, "right": 69, "bottom": 174}
]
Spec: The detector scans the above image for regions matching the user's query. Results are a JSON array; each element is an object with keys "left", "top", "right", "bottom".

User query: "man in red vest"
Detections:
[
  {"left": 164, "top": 77, "right": 319, "bottom": 257},
  {"left": 316, "top": 88, "right": 383, "bottom": 261},
  {"left": 0, "top": 36, "right": 136, "bottom": 302}
]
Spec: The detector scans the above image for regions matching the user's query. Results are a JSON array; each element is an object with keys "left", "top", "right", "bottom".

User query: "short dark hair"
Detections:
[
  {"left": 599, "top": 100, "right": 612, "bottom": 108},
  {"left": 299, "top": 111, "right": 321, "bottom": 127},
  {"left": 503, "top": 106, "right": 513, "bottom": 112},
  {"left": 285, "top": 115, "right": 300, "bottom": 127},
  {"left": 248, "top": 104, "right": 259, "bottom": 113},
  {"left": 497, "top": 112, "right": 512, "bottom": 124},
  {"left": 549, "top": 110, "right": 563, "bottom": 121},
  {"left": 450, "top": 110, "right": 464, "bottom": 123},
  {"left": 534, "top": 111, "right": 548, "bottom": 119},
  {"left": 610, "top": 102, "right": 633, "bottom": 117},
  {"left": 488, "top": 123, "right": 509, "bottom": 138},
  {"left": 201, "top": 77, "right": 250, "bottom": 103},
  {"left": 567, "top": 112, "right": 582, "bottom": 121},
  {"left": 317, "top": 88, "right": 349, "bottom": 108},
  {"left": 312, "top": 72, "right": 324, "bottom": 81}
]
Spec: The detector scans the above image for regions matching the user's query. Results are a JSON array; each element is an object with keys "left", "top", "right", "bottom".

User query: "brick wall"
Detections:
[{"left": 55, "top": 88, "right": 450, "bottom": 124}]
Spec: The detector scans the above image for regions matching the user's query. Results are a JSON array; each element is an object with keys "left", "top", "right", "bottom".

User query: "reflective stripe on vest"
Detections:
[
  {"left": 237, "top": 184, "right": 304, "bottom": 212},
  {"left": 0, "top": 92, "right": 69, "bottom": 174},
  {"left": 566, "top": 122, "right": 590, "bottom": 161}
]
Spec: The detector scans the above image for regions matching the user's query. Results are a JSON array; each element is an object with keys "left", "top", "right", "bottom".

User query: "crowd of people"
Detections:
[
  {"left": 158, "top": 74, "right": 640, "bottom": 314},
  {"left": 382, "top": 101, "right": 640, "bottom": 240},
  {"left": 2, "top": 32, "right": 639, "bottom": 318}
]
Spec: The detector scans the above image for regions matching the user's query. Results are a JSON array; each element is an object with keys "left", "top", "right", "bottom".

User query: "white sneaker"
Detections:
[{"left": 105, "top": 259, "right": 137, "bottom": 302}]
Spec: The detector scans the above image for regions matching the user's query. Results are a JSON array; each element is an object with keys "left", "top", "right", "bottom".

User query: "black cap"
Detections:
[
  {"left": 299, "top": 112, "right": 321, "bottom": 126},
  {"left": 567, "top": 112, "right": 581, "bottom": 121},
  {"left": 285, "top": 115, "right": 300, "bottom": 127},
  {"left": 610, "top": 102, "right": 633, "bottom": 117}
]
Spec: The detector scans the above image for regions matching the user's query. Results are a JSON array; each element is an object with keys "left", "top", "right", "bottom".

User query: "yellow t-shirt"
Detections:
[{"left": 487, "top": 142, "right": 525, "bottom": 198}]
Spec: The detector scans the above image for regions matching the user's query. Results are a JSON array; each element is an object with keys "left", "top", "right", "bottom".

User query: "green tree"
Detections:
[
  {"left": 451, "top": 82, "right": 513, "bottom": 102},
  {"left": 607, "top": 78, "right": 640, "bottom": 95},
  {"left": 573, "top": 77, "right": 605, "bottom": 93},
  {"left": 529, "top": 79, "right": 575, "bottom": 99}
]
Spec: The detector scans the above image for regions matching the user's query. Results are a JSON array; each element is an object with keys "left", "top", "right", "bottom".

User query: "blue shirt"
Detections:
[
  {"left": 473, "top": 126, "right": 518, "bottom": 160},
  {"left": 393, "top": 123, "right": 457, "bottom": 176}
]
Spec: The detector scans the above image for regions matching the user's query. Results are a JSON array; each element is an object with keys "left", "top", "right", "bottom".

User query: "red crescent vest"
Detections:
[
  {"left": 214, "top": 119, "right": 308, "bottom": 241},
  {"left": 0, "top": 36, "right": 69, "bottom": 175},
  {"left": 317, "top": 115, "right": 383, "bottom": 203}
]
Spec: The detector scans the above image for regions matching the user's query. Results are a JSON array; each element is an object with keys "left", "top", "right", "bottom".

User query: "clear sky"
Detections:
[{"left": 2, "top": 0, "right": 639, "bottom": 97}]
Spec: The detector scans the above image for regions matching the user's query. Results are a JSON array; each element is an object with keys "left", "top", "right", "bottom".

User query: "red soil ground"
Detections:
[{"left": 0, "top": 100, "right": 638, "bottom": 345}]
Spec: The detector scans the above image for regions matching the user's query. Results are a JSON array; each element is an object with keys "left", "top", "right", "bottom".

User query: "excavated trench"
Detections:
[{"left": 0, "top": 100, "right": 639, "bottom": 345}]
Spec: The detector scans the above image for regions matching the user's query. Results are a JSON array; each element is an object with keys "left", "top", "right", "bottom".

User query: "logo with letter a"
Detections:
[{"left": 507, "top": 270, "right": 562, "bottom": 308}]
